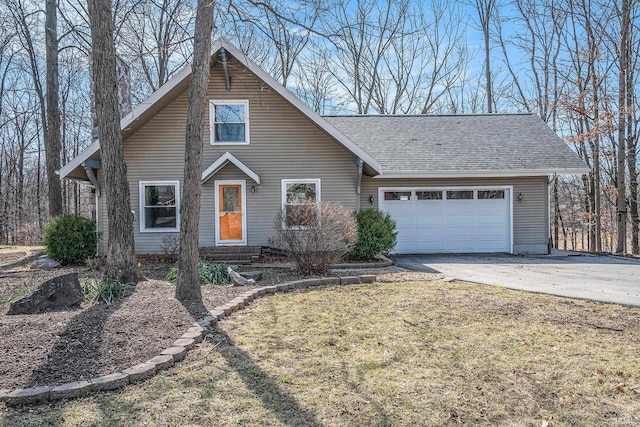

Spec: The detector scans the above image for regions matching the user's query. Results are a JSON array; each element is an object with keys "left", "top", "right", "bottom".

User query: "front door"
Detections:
[{"left": 215, "top": 180, "right": 246, "bottom": 245}]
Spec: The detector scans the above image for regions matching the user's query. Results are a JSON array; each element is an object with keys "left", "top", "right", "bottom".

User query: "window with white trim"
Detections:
[
  {"left": 140, "top": 181, "right": 180, "bottom": 232},
  {"left": 209, "top": 100, "right": 250, "bottom": 144},
  {"left": 282, "top": 179, "right": 321, "bottom": 228}
]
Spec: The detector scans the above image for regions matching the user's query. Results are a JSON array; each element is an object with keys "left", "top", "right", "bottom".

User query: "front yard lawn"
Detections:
[{"left": 2, "top": 280, "right": 639, "bottom": 426}]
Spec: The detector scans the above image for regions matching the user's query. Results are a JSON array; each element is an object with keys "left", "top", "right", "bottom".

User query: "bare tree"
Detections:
[
  {"left": 319, "top": 0, "right": 410, "bottom": 114},
  {"left": 87, "top": 0, "right": 140, "bottom": 283},
  {"left": 175, "top": 0, "right": 214, "bottom": 302},
  {"left": 120, "top": 0, "right": 195, "bottom": 97},
  {"left": 470, "top": 0, "right": 497, "bottom": 113},
  {"left": 45, "top": 0, "right": 63, "bottom": 217}
]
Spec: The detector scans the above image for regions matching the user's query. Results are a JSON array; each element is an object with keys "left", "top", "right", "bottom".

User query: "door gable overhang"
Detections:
[{"left": 202, "top": 152, "right": 260, "bottom": 184}]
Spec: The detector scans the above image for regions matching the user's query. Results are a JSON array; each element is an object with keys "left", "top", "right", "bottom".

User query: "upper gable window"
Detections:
[{"left": 210, "top": 100, "right": 250, "bottom": 144}]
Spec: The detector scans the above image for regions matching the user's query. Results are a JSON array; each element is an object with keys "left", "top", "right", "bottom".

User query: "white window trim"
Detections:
[
  {"left": 281, "top": 179, "right": 321, "bottom": 229},
  {"left": 139, "top": 180, "right": 180, "bottom": 233},
  {"left": 209, "top": 99, "right": 250, "bottom": 145}
]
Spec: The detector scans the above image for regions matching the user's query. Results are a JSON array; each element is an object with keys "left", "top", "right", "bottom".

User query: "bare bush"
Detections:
[
  {"left": 160, "top": 234, "right": 180, "bottom": 256},
  {"left": 272, "top": 202, "right": 357, "bottom": 276}
]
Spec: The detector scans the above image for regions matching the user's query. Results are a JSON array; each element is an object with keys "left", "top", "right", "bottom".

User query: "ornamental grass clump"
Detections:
[
  {"left": 164, "top": 259, "right": 231, "bottom": 285},
  {"left": 83, "top": 279, "right": 131, "bottom": 305}
]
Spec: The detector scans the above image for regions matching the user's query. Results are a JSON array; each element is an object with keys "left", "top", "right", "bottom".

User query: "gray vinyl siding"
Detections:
[
  {"left": 113, "top": 57, "right": 358, "bottom": 254},
  {"left": 361, "top": 176, "right": 550, "bottom": 254}
]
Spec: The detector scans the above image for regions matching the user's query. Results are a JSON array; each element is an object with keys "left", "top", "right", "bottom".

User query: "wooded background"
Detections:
[{"left": 0, "top": 0, "right": 638, "bottom": 254}]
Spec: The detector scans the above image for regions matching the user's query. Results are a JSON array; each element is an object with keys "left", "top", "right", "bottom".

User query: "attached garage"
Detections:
[{"left": 379, "top": 187, "right": 512, "bottom": 254}]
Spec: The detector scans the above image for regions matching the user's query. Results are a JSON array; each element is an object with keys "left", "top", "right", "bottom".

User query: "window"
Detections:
[
  {"left": 447, "top": 190, "right": 474, "bottom": 200},
  {"left": 478, "top": 190, "right": 505, "bottom": 199},
  {"left": 210, "top": 100, "right": 250, "bottom": 144},
  {"left": 416, "top": 191, "right": 443, "bottom": 200},
  {"left": 384, "top": 191, "right": 411, "bottom": 201},
  {"left": 140, "top": 181, "right": 179, "bottom": 232},
  {"left": 282, "top": 179, "right": 321, "bottom": 228}
]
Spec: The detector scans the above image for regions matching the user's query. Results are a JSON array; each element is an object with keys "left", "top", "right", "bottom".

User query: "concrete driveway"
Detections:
[{"left": 391, "top": 252, "right": 640, "bottom": 307}]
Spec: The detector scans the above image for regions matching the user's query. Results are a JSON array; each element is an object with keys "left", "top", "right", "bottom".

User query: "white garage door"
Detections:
[{"left": 379, "top": 188, "right": 511, "bottom": 254}]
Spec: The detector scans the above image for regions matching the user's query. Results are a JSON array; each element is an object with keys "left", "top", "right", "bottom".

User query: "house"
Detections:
[{"left": 59, "top": 39, "right": 588, "bottom": 256}]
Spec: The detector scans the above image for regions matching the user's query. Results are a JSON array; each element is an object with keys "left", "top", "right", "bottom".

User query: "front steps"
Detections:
[{"left": 199, "top": 246, "right": 261, "bottom": 264}]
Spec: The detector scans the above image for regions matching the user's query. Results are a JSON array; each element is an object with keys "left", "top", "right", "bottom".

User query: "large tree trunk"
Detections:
[
  {"left": 87, "top": 0, "right": 141, "bottom": 284},
  {"left": 615, "top": 0, "right": 630, "bottom": 254},
  {"left": 45, "top": 0, "right": 63, "bottom": 218},
  {"left": 175, "top": 0, "right": 214, "bottom": 302}
]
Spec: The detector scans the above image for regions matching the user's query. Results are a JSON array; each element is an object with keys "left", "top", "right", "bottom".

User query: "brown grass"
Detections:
[{"left": 1, "top": 280, "right": 639, "bottom": 426}]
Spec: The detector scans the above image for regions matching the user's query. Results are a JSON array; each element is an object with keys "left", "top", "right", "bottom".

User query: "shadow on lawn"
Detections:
[
  {"left": 1, "top": 297, "right": 321, "bottom": 426},
  {"left": 209, "top": 327, "right": 323, "bottom": 427}
]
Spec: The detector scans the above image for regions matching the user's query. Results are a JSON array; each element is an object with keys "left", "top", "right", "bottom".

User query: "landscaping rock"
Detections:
[
  {"left": 239, "top": 270, "right": 263, "bottom": 281},
  {"left": 90, "top": 373, "right": 129, "bottom": 391},
  {"left": 228, "top": 267, "right": 256, "bottom": 286},
  {"left": 360, "top": 275, "right": 377, "bottom": 283},
  {"left": 50, "top": 380, "right": 92, "bottom": 400},
  {"left": 161, "top": 346, "right": 188, "bottom": 362},
  {"left": 123, "top": 363, "right": 156, "bottom": 383},
  {"left": 181, "top": 330, "right": 204, "bottom": 343},
  {"left": 30, "top": 255, "right": 61, "bottom": 270},
  {"left": 3, "top": 386, "right": 52, "bottom": 405},
  {"left": 7, "top": 272, "right": 83, "bottom": 315},
  {"left": 147, "top": 354, "right": 174, "bottom": 371},
  {"left": 340, "top": 276, "right": 361, "bottom": 285},
  {"left": 173, "top": 338, "right": 196, "bottom": 350}
]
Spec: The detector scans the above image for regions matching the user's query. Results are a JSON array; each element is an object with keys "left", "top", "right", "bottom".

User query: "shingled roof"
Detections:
[{"left": 324, "top": 113, "right": 588, "bottom": 177}]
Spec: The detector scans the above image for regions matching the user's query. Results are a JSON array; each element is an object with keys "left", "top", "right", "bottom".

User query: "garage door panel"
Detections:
[
  {"left": 415, "top": 216, "right": 444, "bottom": 226},
  {"left": 381, "top": 187, "right": 511, "bottom": 254}
]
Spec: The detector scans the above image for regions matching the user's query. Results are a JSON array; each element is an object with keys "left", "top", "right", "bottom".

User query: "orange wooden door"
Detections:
[{"left": 218, "top": 184, "right": 243, "bottom": 241}]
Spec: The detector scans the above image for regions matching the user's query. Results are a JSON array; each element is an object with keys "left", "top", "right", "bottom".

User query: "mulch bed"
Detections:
[
  {"left": 0, "top": 255, "right": 434, "bottom": 392},
  {"left": 0, "top": 261, "right": 300, "bottom": 391}
]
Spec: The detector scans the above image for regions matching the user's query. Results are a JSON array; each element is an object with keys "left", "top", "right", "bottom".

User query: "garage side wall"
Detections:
[{"left": 360, "top": 176, "right": 549, "bottom": 254}]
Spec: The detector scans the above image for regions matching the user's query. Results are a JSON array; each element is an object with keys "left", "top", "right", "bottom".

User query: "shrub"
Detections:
[
  {"left": 346, "top": 208, "right": 397, "bottom": 261},
  {"left": 43, "top": 214, "right": 99, "bottom": 265},
  {"left": 164, "top": 259, "right": 231, "bottom": 285},
  {"left": 83, "top": 279, "right": 131, "bottom": 305},
  {"left": 272, "top": 201, "right": 358, "bottom": 275}
]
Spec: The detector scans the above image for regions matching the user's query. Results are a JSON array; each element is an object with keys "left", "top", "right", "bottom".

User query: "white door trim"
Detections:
[
  {"left": 378, "top": 185, "right": 513, "bottom": 254},
  {"left": 214, "top": 179, "right": 247, "bottom": 246}
]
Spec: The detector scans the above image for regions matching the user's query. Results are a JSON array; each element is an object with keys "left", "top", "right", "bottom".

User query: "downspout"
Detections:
[
  {"left": 356, "top": 158, "right": 363, "bottom": 211},
  {"left": 220, "top": 48, "right": 231, "bottom": 91},
  {"left": 548, "top": 173, "right": 558, "bottom": 254},
  {"left": 356, "top": 158, "right": 363, "bottom": 194}
]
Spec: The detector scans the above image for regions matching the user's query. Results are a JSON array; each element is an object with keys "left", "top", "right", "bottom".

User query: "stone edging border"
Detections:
[
  {"left": 0, "top": 274, "right": 376, "bottom": 406},
  {"left": 0, "top": 250, "right": 43, "bottom": 272},
  {"left": 252, "top": 255, "right": 392, "bottom": 270}
]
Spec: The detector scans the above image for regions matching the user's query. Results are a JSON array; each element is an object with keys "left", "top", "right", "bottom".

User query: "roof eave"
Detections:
[
  {"left": 218, "top": 41, "right": 383, "bottom": 174},
  {"left": 58, "top": 140, "right": 101, "bottom": 180},
  {"left": 59, "top": 38, "right": 383, "bottom": 178},
  {"left": 375, "top": 168, "right": 590, "bottom": 179}
]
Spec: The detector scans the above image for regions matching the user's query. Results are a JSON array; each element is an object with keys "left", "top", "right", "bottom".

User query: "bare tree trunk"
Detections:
[
  {"left": 175, "top": 0, "right": 214, "bottom": 302},
  {"left": 474, "top": 0, "right": 494, "bottom": 113},
  {"left": 615, "top": 0, "right": 630, "bottom": 253},
  {"left": 87, "top": 0, "right": 141, "bottom": 284},
  {"left": 45, "top": 0, "right": 63, "bottom": 217}
]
